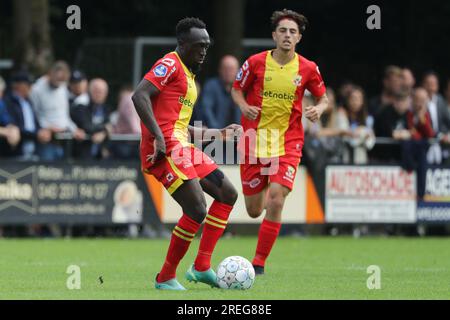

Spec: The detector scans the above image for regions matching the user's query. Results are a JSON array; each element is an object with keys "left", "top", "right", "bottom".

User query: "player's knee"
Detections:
[
  {"left": 184, "top": 196, "right": 208, "bottom": 223},
  {"left": 247, "top": 205, "right": 264, "bottom": 219},
  {"left": 267, "top": 190, "right": 286, "bottom": 212},
  {"left": 220, "top": 184, "right": 238, "bottom": 206},
  {"left": 189, "top": 204, "right": 208, "bottom": 223}
]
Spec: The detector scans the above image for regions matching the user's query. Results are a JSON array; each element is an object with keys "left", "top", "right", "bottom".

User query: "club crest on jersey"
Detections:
[
  {"left": 236, "top": 69, "right": 243, "bottom": 81},
  {"left": 285, "top": 166, "right": 296, "bottom": 180},
  {"left": 166, "top": 173, "right": 174, "bottom": 182},
  {"left": 153, "top": 64, "right": 168, "bottom": 78},
  {"left": 293, "top": 75, "right": 302, "bottom": 87},
  {"left": 160, "top": 66, "right": 177, "bottom": 86},
  {"left": 249, "top": 178, "right": 261, "bottom": 189}
]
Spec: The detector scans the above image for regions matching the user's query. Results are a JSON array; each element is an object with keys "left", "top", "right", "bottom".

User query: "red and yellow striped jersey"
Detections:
[
  {"left": 140, "top": 51, "right": 197, "bottom": 168},
  {"left": 233, "top": 50, "right": 326, "bottom": 158}
]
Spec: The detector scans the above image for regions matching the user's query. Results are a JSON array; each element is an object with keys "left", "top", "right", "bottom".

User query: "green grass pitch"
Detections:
[{"left": 0, "top": 237, "right": 449, "bottom": 300}]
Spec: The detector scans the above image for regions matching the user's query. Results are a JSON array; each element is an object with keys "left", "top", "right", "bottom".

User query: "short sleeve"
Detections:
[
  {"left": 144, "top": 57, "right": 178, "bottom": 92},
  {"left": 233, "top": 58, "right": 255, "bottom": 93},
  {"left": 305, "top": 63, "right": 326, "bottom": 98}
]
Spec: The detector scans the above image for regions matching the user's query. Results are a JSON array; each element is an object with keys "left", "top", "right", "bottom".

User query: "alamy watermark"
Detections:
[
  {"left": 66, "top": 5, "right": 81, "bottom": 30},
  {"left": 366, "top": 265, "right": 381, "bottom": 290},
  {"left": 66, "top": 264, "right": 81, "bottom": 290},
  {"left": 366, "top": 5, "right": 381, "bottom": 30}
]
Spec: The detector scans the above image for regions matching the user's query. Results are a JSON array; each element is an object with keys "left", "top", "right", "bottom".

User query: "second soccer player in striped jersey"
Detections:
[{"left": 232, "top": 9, "right": 329, "bottom": 275}]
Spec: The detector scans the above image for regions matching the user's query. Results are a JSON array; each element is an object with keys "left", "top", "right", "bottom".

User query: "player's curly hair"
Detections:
[
  {"left": 271, "top": 9, "right": 308, "bottom": 33},
  {"left": 176, "top": 17, "right": 206, "bottom": 42}
]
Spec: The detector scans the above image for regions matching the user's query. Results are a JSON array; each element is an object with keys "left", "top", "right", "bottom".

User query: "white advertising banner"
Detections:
[
  {"left": 163, "top": 165, "right": 307, "bottom": 223},
  {"left": 326, "top": 166, "right": 417, "bottom": 223},
  {"left": 417, "top": 167, "right": 450, "bottom": 222}
]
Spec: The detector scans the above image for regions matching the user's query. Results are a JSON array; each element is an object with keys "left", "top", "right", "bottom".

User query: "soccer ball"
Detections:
[{"left": 216, "top": 256, "right": 255, "bottom": 290}]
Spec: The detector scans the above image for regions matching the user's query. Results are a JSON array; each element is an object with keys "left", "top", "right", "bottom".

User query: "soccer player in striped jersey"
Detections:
[
  {"left": 232, "top": 9, "right": 329, "bottom": 275},
  {"left": 132, "top": 18, "right": 242, "bottom": 290}
]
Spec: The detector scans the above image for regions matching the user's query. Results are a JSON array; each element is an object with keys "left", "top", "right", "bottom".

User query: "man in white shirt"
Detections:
[{"left": 30, "top": 61, "right": 85, "bottom": 160}]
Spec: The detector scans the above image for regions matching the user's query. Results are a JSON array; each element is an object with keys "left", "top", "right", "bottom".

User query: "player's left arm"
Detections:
[
  {"left": 304, "top": 63, "right": 329, "bottom": 123},
  {"left": 305, "top": 94, "right": 329, "bottom": 123},
  {"left": 188, "top": 124, "right": 243, "bottom": 143}
]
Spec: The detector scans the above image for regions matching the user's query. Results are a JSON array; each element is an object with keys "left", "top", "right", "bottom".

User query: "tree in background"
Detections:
[
  {"left": 212, "top": 0, "right": 245, "bottom": 64},
  {"left": 13, "top": 0, "right": 53, "bottom": 75}
]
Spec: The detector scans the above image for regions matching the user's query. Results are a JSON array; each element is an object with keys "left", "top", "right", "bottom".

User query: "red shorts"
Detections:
[
  {"left": 240, "top": 155, "right": 301, "bottom": 196},
  {"left": 143, "top": 145, "right": 218, "bottom": 195}
]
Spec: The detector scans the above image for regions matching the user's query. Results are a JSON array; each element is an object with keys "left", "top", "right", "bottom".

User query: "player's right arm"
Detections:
[
  {"left": 132, "top": 57, "right": 179, "bottom": 163},
  {"left": 231, "top": 58, "right": 260, "bottom": 121},
  {"left": 132, "top": 79, "right": 166, "bottom": 163},
  {"left": 231, "top": 89, "right": 260, "bottom": 121}
]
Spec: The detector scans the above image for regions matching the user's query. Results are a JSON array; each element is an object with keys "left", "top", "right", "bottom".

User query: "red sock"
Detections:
[
  {"left": 253, "top": 219, "right": 281, "bottom": 267},
  {"left": 194, "top": 201, "right": 233, "bottom": 272},
  {"left": 157, "top": 214, "right": 200, "bottom": 283}
]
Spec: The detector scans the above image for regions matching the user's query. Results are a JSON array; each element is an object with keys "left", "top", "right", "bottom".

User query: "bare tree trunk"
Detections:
[
  {"left": 30, "top": 0, "right": 53, "bottom": 75},
  {"left": 13, "top": 0, "right": 53, "bottom": 75},
  {"left": 13, "top": 0, "right": 32, "bottom": 71},
  {"left": 213, "top": 0, "right": 245, "bottom": 64}
]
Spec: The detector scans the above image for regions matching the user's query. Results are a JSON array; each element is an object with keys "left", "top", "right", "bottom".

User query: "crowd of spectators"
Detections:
[
  {"left": 0, "top": 61, "right": 141, "bottom": 161},
  {"left": 1, "top": 59, "right": 450, "bottom": 173},
  {"left": 303, "top": 66, "right": 450, "bottom": 173},
  {"left": 1, "top": 58, "right": 450, "bottom": 238}
]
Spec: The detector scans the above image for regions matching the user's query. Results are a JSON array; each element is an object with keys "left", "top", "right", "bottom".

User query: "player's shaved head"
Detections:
[{"left": 176, "top": 17, "right": 207, "bottom": 43}]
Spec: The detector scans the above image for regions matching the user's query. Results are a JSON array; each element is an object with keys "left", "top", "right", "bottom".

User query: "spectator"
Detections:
[
  {"left": 339, "top": 86, "right": 375, "bottom": 164},
  {"left": 68, "top": 70, "right": 89, "bottom": 108},
  {"left": 71, "top": 78, "right": 111, "bottom": 159},
  {"left": 112, "top": 86, "right": 140, "bottom": 135},
  {"left": 374, "top": 92, "right": 411, "bottom": 163},
  {"left": 0, "top": 76, "right": 21, "bottom": 156},
  {"left": 406, "top": 88, "right": 435, "bottom": 140},
  {"left": 422, "top": 71, "right": 450, "bottom": 164},
  {"left": 0, "top": 75, "right": 5, "bottom": 100},
  {"left": 110, "top": 85, "right": 141, "bottom": 159},
  {"left": 303, "top": 88, "right": 348, "bottom": 206},
  {"left": 445, "top": 79, "right": 450, "bottom": 110},
  {"left": 4, "top": 71, "right": 52, "bottom": 160},
  {"left": 336, "top": 81, "right": 355, "bottom": 108},
  {"left": 401, "top": 88, "right": 435, "bottom": 198},
  {"left": 368, "top": 65, "right": 403, "bottom": 117},
  {"left": 422, "top": 71, "right": 449, "bottom": 133},
  {"left": 304, "top": 88, "right": 349, "bottom": 144},
  {"left": 30, "top": 61, "right": 86, "bottom": 160},
  {"left": 196, "top": 55, "right": 241, "bottom": 128},
  {"left": 400, "top": 68, "right": 416, "bottom": 107},
  {"left": 402, "top": 68, "right": 416, "bottom": 96},
  {"left": 444, "top": 79, "right": 450, "bottom": 165}
]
